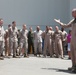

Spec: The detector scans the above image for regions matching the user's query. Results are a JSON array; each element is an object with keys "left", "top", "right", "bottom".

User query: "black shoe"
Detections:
[
  {"left": 55, "top": 56, "right": 59, "bottom": 58},
  {"left": 8, "top": 54, "right": 12, "bottom": 56},
  {"left": 68, "top": 57, "right": 71, "bottom": 59},
  {"left": 68, "top": 67, "right": 73, "bottom": 71},
  {"left": 72, "top": 68, "right": 76, "bottom": 73},
  {"left": 68, "top": 66, "right": 75, "bottom": 71},
  {"left": 42, "top": 55, "right": 46, "bottom": 58},
  {"left": 24, "top": 56, "right": 29, "bottom": 58},
  {"left": 34, "top": 54, "right": 37, "bottom": 57},
  {"left": 13, "top": 55, "right": 17, "bottom": 58},
  {"left": 1, "top": 54, "right": 4, "bottom": 57},
  {"left": 50, "top": 55, "right": 53, "bottom": 58},
  {"left": 24, "top": 54, "right": 29, "bottom": 58}
]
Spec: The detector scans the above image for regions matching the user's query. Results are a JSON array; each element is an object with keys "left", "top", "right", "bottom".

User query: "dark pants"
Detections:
[{"left": 28, "top": 42, "right": 34, "bottom": 54}]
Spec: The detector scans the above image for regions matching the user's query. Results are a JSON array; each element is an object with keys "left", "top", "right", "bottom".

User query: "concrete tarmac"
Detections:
[{"left": 0, "top": 55, "right": 75, "bottom": 75}]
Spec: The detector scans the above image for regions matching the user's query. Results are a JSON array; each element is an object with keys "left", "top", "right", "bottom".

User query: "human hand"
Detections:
[{"left": 54, "top": 19, "right": 60, "bottom": 23}]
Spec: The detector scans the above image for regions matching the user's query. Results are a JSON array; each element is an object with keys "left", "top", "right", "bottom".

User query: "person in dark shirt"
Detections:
[{"left": 28, "top": 27, "right": 34, "bottom": 54}]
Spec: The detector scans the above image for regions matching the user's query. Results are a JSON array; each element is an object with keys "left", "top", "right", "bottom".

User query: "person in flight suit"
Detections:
[
  {"left": 54, "top": 8, "right": 76, "bottom": 73},
  {"left": 49, "top": 26, "right": 55, "bottom": 56},
  {"left": 42, "top": 26, "right": 53, "bottom": 57},
  {"left": 61, "top": 27, "right": 67, "bottom": 55},
  {"left": 53, "top": 26, "right": 63, "bottom": 59}
]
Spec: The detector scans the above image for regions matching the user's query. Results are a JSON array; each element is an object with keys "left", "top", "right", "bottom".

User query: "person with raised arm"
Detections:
[{"left": 54, "top": 8, "right": 76, "bottom": 73}]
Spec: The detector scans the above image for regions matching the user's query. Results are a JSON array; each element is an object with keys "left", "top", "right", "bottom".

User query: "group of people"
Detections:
[
  {"left": 0, "top": 18, "right": 70, "bottom": 60},
  {"left": 0, "top": 8, "right": 76, "bottom": 73}
]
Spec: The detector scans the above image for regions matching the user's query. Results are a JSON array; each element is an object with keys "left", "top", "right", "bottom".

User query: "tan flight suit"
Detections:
[
  {"left": 54, "top": 30, "right": 63, "bottom": 58},
  {"left": 62, "top": 31, "right": 67, "bottom": 55},
  {"left": 42, "top": 30, "right": 53, "bottom": 57},
  {"left": 51, "top": 31, "right": 55, "bottom": 55},
  {"left": 59, "top": 19, "right": 76, "bottom": 67}
]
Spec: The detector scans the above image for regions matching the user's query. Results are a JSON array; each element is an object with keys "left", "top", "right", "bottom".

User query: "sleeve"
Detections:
[
  {"left": 26, "top": 30, "right": 28, "bottom": 39},
  {"left": 59, "top": 19, "right": 74, "bottom": 28},
  {"left": 16, "top": 27, "right": 18, "bottom": 35},
  {"left": 51, "top": 31, "right": 54, "bottom": 40},
  {"left": 2, "top": 26, "right": 5, "bottom": 36},
  {"left": 60, "top": 31, "right": 64, "bottom": 41},
  {"left": 41, "top": 31, "right": 45, "bottom": 39},
  {"left": 20, "top": 30, "right": 22, "bottom": 39},
  {"left": 33, "top": 31, "right": 35, "bottom": 39},
  {"left": 52, "top": 32, "right": 55, "bottom": 40}
]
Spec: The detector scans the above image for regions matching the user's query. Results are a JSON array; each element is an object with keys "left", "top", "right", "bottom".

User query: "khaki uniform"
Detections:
[
  {"left": 42, "top": 30, "right": 53, "bottom": 57},
  {"left": 51, "top": 31, "right": 55, "bottom": 54},
  {"left": 9, "top": 27, "right": 18, "bottom": 57},
  {"left": 5, "top": 30, "right": 9, "bottom": 56},
  {"left": 54, "top": 30, "right": 63, "bottom": 58},
  {"left": 33, "top": 30, "right": 42, "bottom": 55},
  {"left": 20, "top": 29, "right": 28, "bottom": 56},
  {"left": 0, "top": 26, "right": 5, "bottom": 56},
  {"left": 60, "top": 19, "right": 76, "bottom": 66},
  {"left": 62, "top": 31, "right": 67, "bottom": 54}
]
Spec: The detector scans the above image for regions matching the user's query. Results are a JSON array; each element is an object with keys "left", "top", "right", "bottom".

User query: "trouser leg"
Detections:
[
  {"left": 13, "top": 42, "right": 18, "bottom": 57},
  {"left": 58, "top": 40, "right": 63, "bottom": 58},
  {"left": 43, "top": 41, "right": 47, "bottom": 56},
  {"left": 49, "top": 39, "right": 53, "bottom": 56},
  {"left": 24, "top": 42, "right": 28, "bottom": 57},
  {"left": 20, "top": 42, "right": 23, "bottom": 56},
  {"left": 31, "top": 42, "right": 34, "bottom": 54},
  {"left": 28, "top": 42, "right": 31, "bottom": 54},
  {"left": 9, "top": 40, "right": 13, "bottom": 55},
  {"left": 38, "top": 42, "right": 42, "bottom": 54},
  {"left": 55, "top": 41, "right": 59, "bottom": 57},
  {"left": 34, "top": 41, "right": 38, "bottom": 55},
  {"left": 0, "top": 41, "right": 3, "bottom": 56}
]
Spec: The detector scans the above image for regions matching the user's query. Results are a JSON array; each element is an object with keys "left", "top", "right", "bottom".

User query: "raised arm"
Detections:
[{"left": 54, "top": 19, "right": 74, "bottom": 28}]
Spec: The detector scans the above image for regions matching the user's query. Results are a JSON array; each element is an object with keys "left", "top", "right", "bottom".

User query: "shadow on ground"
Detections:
[{"left": 41, "top": 68, "right": 76, "bottom": 74}]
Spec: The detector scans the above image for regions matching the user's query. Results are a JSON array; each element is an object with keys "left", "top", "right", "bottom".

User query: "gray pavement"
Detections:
[{"left": 0, "top": 55, "right": 75, "bottom": 75}]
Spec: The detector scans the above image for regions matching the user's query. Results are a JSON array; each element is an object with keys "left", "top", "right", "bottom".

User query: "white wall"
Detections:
[
  {"left": 0, "top": 0, "right": 69, "bottom": 29},
  {"left": 70, "top": 0, "right": 76, "bottom": 20}
]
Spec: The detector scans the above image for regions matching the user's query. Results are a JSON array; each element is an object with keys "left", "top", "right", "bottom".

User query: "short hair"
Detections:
[
  {"left": 46, "top": 26, "right": 49, "bottom": 28},
  {"left": 36, "top": 26, "right": 40, "bottom": 29},
  {"left": 0, "top": 18, "right": 3, "bottom": 21},
  {"left": 8, "top": 24, "right": 11, "bottom": 27},
  {"left": 12, "top": 21, "right": 16, "bottom": 24},
  {"left": 72, "top": 8, "right": 76, "bottom": 12},
  {"left": 23, "top": 24, "right": 26, "bottom": 27},
  {"left": 61, "top": 27, "right": 64, "bottom": 32},
  {"left": 69, "top": 30, "right": 71, "bottom": 34}
]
